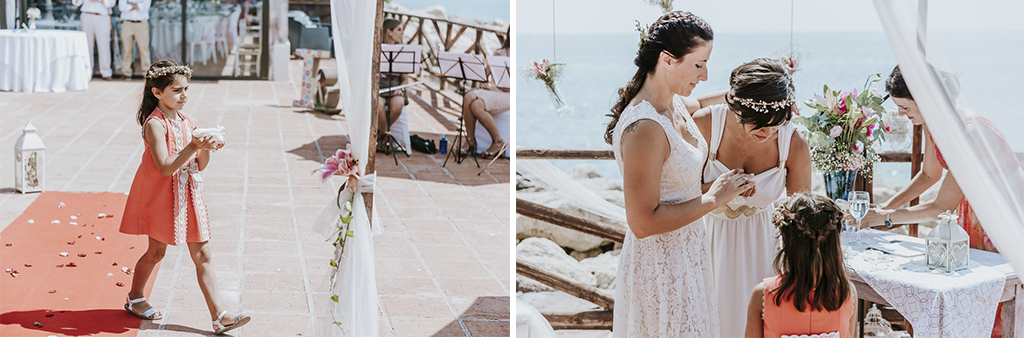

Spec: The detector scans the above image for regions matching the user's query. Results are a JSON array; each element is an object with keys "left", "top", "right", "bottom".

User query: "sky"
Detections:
[{"left": 516, "top": 0, "right": 1024, "bottom": 35}]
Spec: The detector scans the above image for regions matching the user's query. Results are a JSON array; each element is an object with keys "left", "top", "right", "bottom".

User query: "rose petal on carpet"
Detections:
[{"left": 1, "top": 191, "right": 158, "bottom": 337}]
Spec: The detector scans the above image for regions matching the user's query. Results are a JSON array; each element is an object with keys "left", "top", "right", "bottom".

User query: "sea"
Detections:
[
  {"left": 390, "top": 0, "right": 510, "bottom": 23},
  {"left": 516, "top": 31, "right": 1024, "bottom": 182}
]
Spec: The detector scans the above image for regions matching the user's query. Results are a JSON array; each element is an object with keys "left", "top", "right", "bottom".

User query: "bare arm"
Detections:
[
  {"left": 621, "top": 120, "right": 753, "bottom": 238},
  {"left": 880, "top": 127, "right": 942, "bottom": 209},
  {"left": 849, "top": 283, "right": 859, "bottom": 338},
  {"left": 785, "top": 130, "right": 812, "bottom": 195},
  {"left": 745, "top": 282, "right": 765, "bottom": 337},
  {"left": 681, "top": 90, "right": 728, "bottom": 115},
  {"left": 145, "top": 120, "right": 215, "bottom": 177},
  {"left": 858, "top": 171, "right": 964, "bottom": 228}
]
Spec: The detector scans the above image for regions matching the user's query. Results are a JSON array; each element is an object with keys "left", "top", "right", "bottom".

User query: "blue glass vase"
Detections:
[{"left": 823, "top": 170, "right": 858, "bottom": 201}]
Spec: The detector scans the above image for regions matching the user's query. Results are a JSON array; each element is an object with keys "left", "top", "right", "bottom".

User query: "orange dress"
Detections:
[
  {"left": 762, "top": 276, "right": 853, "bottom": 338},
  {"left": 929, "top": 121, "right": 1008, "bottom": 337},
  {"left": 120, "top": 109, "right": 210, "bottom": 245}
]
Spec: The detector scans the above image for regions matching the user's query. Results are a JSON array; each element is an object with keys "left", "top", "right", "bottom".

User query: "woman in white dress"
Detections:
[
  {"left": 605, "top": 11, "right": 755, "bottom": 337},
  {"left": 692, "top": 58, "right": 811, "bottom": 337}
]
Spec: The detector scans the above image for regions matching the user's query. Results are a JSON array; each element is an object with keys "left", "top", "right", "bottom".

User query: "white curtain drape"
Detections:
[
  {"left": 517, "top": 159, "right": 627, "bottom": 223},
  {"left": 325, "top": 0, "right": 380, "bottom": 336},
  {"left": 874, "top": 0, "right": 1024, "bottom": 278}
]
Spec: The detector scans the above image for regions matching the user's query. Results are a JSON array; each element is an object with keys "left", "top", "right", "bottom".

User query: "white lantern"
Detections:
[
  {"left": 925, "top": 210, "right": 970, "bottom": 272},
  {"left": 14, "top": 122, "right": 45, "bottom": 193}
]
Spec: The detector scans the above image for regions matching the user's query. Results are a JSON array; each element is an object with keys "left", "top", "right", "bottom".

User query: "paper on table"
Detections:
[{"left": 866, "top": 239, "right": 926, "bottom": 258}]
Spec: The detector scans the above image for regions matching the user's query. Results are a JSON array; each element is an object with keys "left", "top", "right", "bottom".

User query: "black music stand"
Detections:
[
  {"left": 438, "top": 51, "right": 487, "bottom": 168},
  {"left": 379, "top": 44, "right": 421, "bottom": 164}
]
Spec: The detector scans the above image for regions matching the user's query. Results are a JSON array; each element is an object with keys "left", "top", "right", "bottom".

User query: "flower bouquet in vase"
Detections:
[
  {"left": 794, "top": 74, "right": 891, "bottom": 201},
  {"left": 523, "top": 58, "right": 572, "bottom": 115},
  {"left": 312, "top": 144, "right": 362, "bottom": 328},
  {"left": 26, "top": 7, "right": 41, "bottom": 29}
]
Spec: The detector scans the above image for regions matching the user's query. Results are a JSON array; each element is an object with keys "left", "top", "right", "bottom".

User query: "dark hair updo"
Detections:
[
  {"left": 726, "top": 58, "right": 795, "bottom": 130},
  {"left": 136, "top": 59, "right": 190, "bottom": 126},
  {"left": 604, "top": 11, "right": 713, "bottom": 145},
  {"left": 772, "top": 193, "right": 850, "bottom": 312},
  {"left": 885, "top": 65, "right": 913, "bottom": 100}
]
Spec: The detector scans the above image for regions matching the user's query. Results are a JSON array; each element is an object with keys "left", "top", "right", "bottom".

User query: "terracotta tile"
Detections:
[
  {"left": 449, "top": 296, "right": 510, "bottom": 320},
  {"left": 417, "top": 244, "right": 478, "bottom": 261},
  {"left": 377, "top": 277, "right": 443, "bottom": 297},
  {"left": 373, "top": 243, "right": 419, "bottom": 260},
  {"left": 451, "top": 219, "right": 507, "bottom": 233},
  {"left": 376, "top": 258, "right": 430, "bottom": 278},
  {"left": 393, "top": 207, "right": 447, "bottom": 220},
  {"left": 246, "top": 226, "right": 297, "bottom": 241},
  {"left": 242, "top": 272, "right": 306, "bottom": 292},
  {"left": 241, "top": 215, "right": 295, "bottom": 227},
  {"left": 243, "top": 241, "right": 299, "bottom": 257},
  {"left": 408, "top": 231, "right": 467, "bottom": 246},
  {"left": 464, "top": 320, "right": 511, "bottom": 337},
  {"left": 404, "top": 219, "right": 457, "bottom": 232},
  {"left": 425, "top": 260, "right": 492, "bottom": 278},
  {"left": 388, "top": 317, "right": 466, "bottom": 337},
  {"left": 233, "top": 313, "right": 315, "bottom": 337},
  {"left": 380, "top": 295, "right": 454, "bottom": 319},
  {"left": 243, "top": 255, "right": 303, "bottom": 273},
  {"left": 242, "top": 290, "right": 310, "bottom": 314},
  {"left": 437, "top": 278, "right": 508, "bottom": 298}
]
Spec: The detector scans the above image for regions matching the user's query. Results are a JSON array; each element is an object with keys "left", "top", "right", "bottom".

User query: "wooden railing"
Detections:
[{"left": 383, "top": 9, "right": 508, "bottom": 91}]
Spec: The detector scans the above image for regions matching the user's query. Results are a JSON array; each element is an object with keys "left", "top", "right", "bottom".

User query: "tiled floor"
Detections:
[{"left": 0, "top": 59, "right": 510, "bottom": 336}]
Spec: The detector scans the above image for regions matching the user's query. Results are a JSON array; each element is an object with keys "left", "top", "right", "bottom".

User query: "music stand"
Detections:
[
  {"left": 487, "top": 55, "right": 511, "bottom": 90},
  {"left": 379, "top": 44, "right": 421, "bottom": 164},
  {"left": 437, "top": 51, "right": 487, "bottom": 167}
]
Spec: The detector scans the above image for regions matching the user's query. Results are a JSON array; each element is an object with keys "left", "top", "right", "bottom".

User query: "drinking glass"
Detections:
[{"left": 849, "top": 191, "right": 870, "bottom": 246}]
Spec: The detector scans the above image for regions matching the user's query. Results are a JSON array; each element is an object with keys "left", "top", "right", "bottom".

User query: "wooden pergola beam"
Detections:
[
  {"left": 516, "top": 259, "right": 615, "bottom": 310},
  {"left": 516, "top": 198, "right": 625, "bottom": 244}
]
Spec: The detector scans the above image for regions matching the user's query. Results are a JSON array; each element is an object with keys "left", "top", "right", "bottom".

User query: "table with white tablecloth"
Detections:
[
  {"left": 0, "top": 29, "right": 91, "bottom": 92},
  {"left": 845, "top": 229, "right": 1022, "bottom": 337}
]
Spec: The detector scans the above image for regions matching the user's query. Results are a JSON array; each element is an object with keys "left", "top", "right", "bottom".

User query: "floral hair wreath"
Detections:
[
  {"left": 146, "top": 65, "right": 193, "bottom": 80},
  {"left": 771, "top": 204, "right": 789, "bottom": 229},
  {"left": 737, "top": 94, "right": 796, "bottom": 114}
]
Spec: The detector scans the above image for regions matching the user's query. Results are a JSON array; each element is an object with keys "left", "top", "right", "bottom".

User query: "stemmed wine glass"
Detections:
[{"left": 849, "top": 191, "right": 870, "bottom": 247}]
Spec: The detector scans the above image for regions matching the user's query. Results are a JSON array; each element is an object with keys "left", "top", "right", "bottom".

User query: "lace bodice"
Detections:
[
  {"left": 611, "top": 96, "right": 719, "bottom": 337},
  {"left": 613, "top": 96, "right": 707, "bottom": 205}
]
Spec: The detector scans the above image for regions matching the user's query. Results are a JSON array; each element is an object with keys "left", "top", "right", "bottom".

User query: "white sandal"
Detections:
[
  {"left": 212, "top": 310, "right": 251, "bottom": 335},
  {"left": 124, "top": 295, "right": 163, "bottom": 320}
]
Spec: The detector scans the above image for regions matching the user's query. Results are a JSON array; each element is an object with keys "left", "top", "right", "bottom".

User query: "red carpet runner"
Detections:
[{"left": 1, "top": 192, "right": 158, "bottom": 336}]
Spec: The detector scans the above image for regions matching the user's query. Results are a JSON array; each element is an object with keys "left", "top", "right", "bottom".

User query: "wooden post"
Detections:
[
  {"left": 545, "top": 310, "right": 614, "bottom": 329},
  {"left": 908, "top": 124, "right": 924, "bottom": 237},
  {"left": 516, "top": 259, "right": 615, "bottom": 310},
  {"left": 365, "top": 0, "right": 385, "bottom": 219},
  {"left": 516, "top": 198, "right": 626, "bottom": 244}
]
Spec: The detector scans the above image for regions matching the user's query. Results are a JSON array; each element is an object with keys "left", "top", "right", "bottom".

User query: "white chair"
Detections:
[
  {"left": 474, "top": 110, "right": 510, "bottom": 157},
  {"left": 388, "top": 107, "right": 412, "bottom": 155}
]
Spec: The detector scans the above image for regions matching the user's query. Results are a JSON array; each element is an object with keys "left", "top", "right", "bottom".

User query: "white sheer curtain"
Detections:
[
  {"left": 517, "top": 159, "right": 627, "bottom": 223},
  {"left": 324, "top": 0, "right": 379, "bottom": 336},
  {"left": 874, "top": 0, "right": 1024, "bottom": 277}
]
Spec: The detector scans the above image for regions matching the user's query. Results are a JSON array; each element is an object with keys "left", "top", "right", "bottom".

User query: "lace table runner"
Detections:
[{"left": 844, "top": 230, "right": 1005, "bottom": 338}]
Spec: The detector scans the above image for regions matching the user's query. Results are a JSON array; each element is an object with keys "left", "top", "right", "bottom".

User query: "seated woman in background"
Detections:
[
  {"left": 458, "top": 29, "right": 510, "bottom": 159},
  {"left": 746, "top": 193, "right": 857, "bottom": 338},
  {"left": 377, "top": 18, "right": 408, "bottom": 152}
]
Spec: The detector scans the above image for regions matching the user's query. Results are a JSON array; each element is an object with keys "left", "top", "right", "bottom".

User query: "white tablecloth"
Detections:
[
  {"left": 0, "top": 29, "right": 91, "bottom": 92},
  {"left": 845, "top": 229, "right": 1006, "bottom": 338}
]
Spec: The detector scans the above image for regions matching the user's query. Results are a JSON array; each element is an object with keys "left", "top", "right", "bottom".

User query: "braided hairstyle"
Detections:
[
  {"left": 885, "top": 65, "right": 913, "bottom": 100},
  {"left": 771, "top": 193, "right": 850, "bottom": 312},
  {"left": 136, "top": 59, "right": 190, "bottom": 127},
  {"left": 726, "top": 58, "right": 795, "bottom": 130},
  {"left": 603, "top": 11, "right": 713, "bottom": 145}
]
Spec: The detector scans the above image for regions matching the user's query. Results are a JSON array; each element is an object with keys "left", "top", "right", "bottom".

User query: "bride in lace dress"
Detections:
[{"left": 605, "top": 11, "right": 755, "bottom": 337}]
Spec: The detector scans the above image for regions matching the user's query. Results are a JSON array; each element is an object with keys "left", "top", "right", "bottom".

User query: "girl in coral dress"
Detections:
[
  {"left": 119, "top": 60, "right": 249, "bottom": 334},
  {"left": 746, "top": 193, "right": 858, "bottom": 338}
]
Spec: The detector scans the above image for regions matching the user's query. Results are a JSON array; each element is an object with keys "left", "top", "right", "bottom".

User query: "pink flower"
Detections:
[
  {"left": 885, "top": 125, "right": 892, "bottom": 132},
  {"left": 829, "top": 125, "right": 843, "bottom": 138},
  {"left": 866, "top": 123, "right": 877, "bottom": 137},
  {"left": 855, "top": 116, "right": 866, "bottom": 128},
  {"left": 852, "top": 142, "right": 861, "bottom": 153},
  {"left": 314, "top": 144, "right": 359, "bottom": 183},
  {"left": 837, "top": 91, "right": 856, "bottom": 115}
]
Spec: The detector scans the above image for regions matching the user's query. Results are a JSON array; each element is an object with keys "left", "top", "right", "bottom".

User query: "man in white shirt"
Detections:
[
  {"left": 118, "top": 0, "right": 151, "bottom": 78},
  {"left": 72, "top": 0, "right": 116, "bottom": 80}
]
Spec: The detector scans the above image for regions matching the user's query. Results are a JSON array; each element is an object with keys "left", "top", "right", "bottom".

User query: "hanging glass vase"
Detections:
[
  {"left": 823, "top": 170, "right": 858, "bottom": 201},
  {"left": 29, "top": 18, "right": 36, "bottom": 30},
  {"left": 545, "top": 81, "right": 573, "bottom": 116}
]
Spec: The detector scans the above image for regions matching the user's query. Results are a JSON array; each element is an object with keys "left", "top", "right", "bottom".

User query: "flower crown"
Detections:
[
  {"left": 146, "top": 65, "right": 193, "bottom": 80},
  {"left": 771, "top": 204, "right": 789, "bottom": 229},
  {"left": 737, "top": 94, "right": 796, "bottom": 114}
]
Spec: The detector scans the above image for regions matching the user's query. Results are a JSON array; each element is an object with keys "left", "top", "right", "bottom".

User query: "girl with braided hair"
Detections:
[
  {"left": 607, "top": 11, "right": 755, "bottom": 337},
  {"left": 745, "top": 193, "right": 857, "bottom": 338},
  {"left": 691, "top": 57, "right": 812, "bottom": 336}
]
